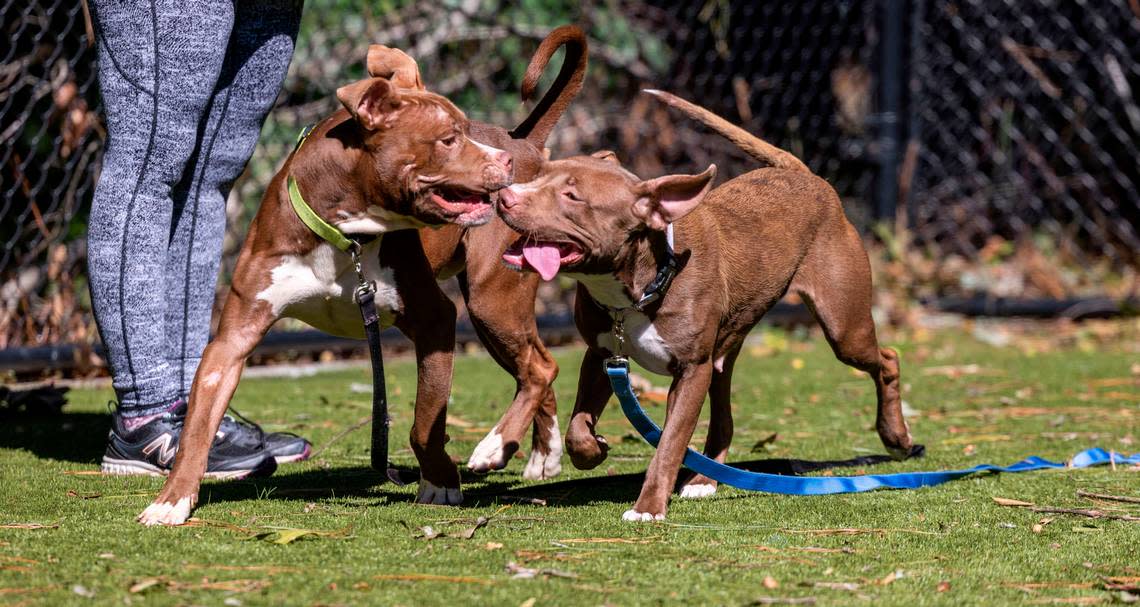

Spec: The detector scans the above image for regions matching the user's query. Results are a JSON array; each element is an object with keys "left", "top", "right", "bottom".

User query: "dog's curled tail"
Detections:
[
  {"left": 511, "top": 25, "right": 588, "bottom": 146},
  {"left": 643, "top": 89, "right": 810, "bottom": 174}
]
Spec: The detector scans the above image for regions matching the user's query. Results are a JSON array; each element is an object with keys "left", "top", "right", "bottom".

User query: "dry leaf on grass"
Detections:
[
  {"left": 128, "top": 578, "right": 163, "bottom": 594},
  {"left": 245, "top": 525, "right": 353, "bottom": 545},
  {"left": 993, "top": 497, "right": 1036, "bottom": 507},
  {"left": 506, "top": 561, "right": 577, "bottom": 580}
]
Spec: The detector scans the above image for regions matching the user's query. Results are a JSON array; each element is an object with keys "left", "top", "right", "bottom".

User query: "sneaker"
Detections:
[
  {"left": 223, "top": 407, "right": 312, "bottom": 465},
  {"left": 102, "top": 404, "right": 277, "bottom": 480}
]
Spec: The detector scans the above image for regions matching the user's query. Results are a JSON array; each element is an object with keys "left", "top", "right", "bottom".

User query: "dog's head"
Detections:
[
  {"left": 335, "top": 76, "right": 513, "bottom": 227},
  {"left": 496, "top": 151, "right": 715, "bottom": 280}
]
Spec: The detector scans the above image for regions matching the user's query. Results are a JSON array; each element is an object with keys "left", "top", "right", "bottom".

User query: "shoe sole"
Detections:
[
  {"left": 274, "top": 443, "right": 312, "bottom": 465},
  {"left": 101, "top": 458, "right": 263, "bottom": 480}
]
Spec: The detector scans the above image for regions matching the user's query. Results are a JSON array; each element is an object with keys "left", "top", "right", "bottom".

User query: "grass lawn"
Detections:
[{"left": 2, "top": 322, "right": 1138, "bottom": 606}]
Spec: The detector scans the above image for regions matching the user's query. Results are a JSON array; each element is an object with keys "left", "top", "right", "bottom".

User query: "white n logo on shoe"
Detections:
[{"left": 141, "top": 433, "right": 177, "bottom": 465}]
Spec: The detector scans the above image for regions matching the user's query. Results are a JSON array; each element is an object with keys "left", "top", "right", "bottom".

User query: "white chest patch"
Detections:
[
  {"left": 568, "top": 272, "right": 674, "bottom": 376},
  {"left": 334, "top": 205, "right": 427, "bottom": 234},
  {"left": 256, "top": 238, "right": 400, "bottom": 338}
]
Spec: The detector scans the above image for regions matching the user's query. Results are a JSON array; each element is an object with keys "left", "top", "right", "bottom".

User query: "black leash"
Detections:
[
  {"left": 348, "top": 243, "right": 401, "bottom": 484},
  {"left": 355, "top": 286, "right": 388, "bottom": 472}
]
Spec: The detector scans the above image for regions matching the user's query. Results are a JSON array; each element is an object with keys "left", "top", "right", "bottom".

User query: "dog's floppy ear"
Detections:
[
  {"left": 366, "top": 45, "right": 424, "bottom": 90},
  {"left": 591, "top": 150, "right": 620, "bottom": 165},
  {"left": 336, "top": 77, "right": 404, "bottom": 131},
  {"left": 632, "top": 165, "right": 717, "bottom": 230}
]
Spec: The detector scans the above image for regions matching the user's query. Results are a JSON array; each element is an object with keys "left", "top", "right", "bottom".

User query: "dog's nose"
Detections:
[
  {"left": 494, "top": 150, "right": 512, "bottom": 173},
  {"left": 498, "top": 186, "right": 519, "bottom": 209}
]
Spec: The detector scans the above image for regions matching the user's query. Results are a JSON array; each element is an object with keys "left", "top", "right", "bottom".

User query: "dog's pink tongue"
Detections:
[{"left": 522, "top": 244, "right": 562, "bottom": 281}]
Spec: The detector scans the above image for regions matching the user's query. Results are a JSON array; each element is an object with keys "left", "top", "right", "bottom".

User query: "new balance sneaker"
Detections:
[
  {"left": 223, "top": 408, "right": 312, "bottom": 464},
  {"left": 102, "top": 406, "right": 277, "bottom": 480}
]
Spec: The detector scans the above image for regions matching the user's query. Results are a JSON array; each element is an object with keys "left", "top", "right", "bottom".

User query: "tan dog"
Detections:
[
  {"left": 494, "top": 90, "right": 913, "bottom": 521},
  {"left": 137, "top": 76, "right": 513, "bottom": 525},
  {"left": 369, "top": 28, "right": 588, "bottom": 479}
]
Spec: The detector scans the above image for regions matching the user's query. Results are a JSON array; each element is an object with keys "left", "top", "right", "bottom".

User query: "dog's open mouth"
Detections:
[
  {"left": 430, "top": 189, "right": 493, "bottom": 224},
  {"left": 502, "top": 238, "right": 584, "bottom": 281}
]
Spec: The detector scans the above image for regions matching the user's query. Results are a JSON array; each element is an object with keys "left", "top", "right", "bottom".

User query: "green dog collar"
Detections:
[{"left": 287, "top": 175, "right": 355, "bottom": 253}]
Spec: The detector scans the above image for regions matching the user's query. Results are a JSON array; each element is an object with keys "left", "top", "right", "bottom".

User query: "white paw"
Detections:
[
  {"left": 522, "top": 418, "right": 563, "bottom": 480},
  {"left": 137, "top": 497, "right": 193, "bottom": 526},
  {"left": 467, "top": 426, "right": 507, "bottom": 473},
  {"left": 522, "top": 447, "right": 563, "bottom": 480},
  {"left": 415, "top": 480, "right": 463, "bottom": 505},
  {"left": 678, "top": 483, "right": 717, "bottom": 499},
  {"left": 621, "top": 509, "right": 665, "bottom": 522}
]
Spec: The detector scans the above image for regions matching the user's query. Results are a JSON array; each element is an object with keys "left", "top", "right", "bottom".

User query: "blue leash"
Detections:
[{"left": 605, "top": 358, "right": 1140, "bottom": 495}]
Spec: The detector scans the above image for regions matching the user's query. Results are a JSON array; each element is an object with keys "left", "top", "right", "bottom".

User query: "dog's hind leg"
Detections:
[
  {"left": 792, "top": 223, "right": 913, "bottom": 460},
  {"left": 676, "top": 342, "right": 741, "bottom": 499}
]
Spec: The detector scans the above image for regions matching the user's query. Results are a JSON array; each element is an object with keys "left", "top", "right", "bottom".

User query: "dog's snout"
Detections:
[
  {"left": 494, "top": 150, "right": 512, "bottom": 173},
  {"left": 498, "top": 186, "right": 519, "bottom": 209}
]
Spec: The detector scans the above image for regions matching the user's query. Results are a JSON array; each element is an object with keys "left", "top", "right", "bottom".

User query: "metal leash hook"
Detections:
[
  {"left": 604, "top": 310, "right": 630, "bottom": 373},
  {"left": 348, "top": 241, "right": 375, "bottom": 303}
]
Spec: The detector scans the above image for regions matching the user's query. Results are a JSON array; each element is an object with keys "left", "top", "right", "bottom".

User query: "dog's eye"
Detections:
[
  {"left": 563, "top": 190, "right": 583, "bottom": 203},
  {"left": 439, "top": 135, "right": 458, "bottom": 147}
]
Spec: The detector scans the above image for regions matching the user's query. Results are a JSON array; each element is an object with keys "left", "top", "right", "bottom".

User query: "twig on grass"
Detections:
[
  {"left": 1029, "top": 508, "right": 1140, "bottom": 522},
  {"left": 781, "top": 527, "right": 941, "bottom": 536},
  {"left": 1077, "top": 490, "right": 1140, "bottom": 505},
  {"left": 748, "top": 597, "right": 817, "bottom": 606},
  {"left": 992, "top": 499, "right": 1140, "bottom": 521},
  {"left": 373, "top": 573, "right": 496, "bottom": 585},
  {"left": 309, "top": 414, "right": 372, "bottom": 461}
]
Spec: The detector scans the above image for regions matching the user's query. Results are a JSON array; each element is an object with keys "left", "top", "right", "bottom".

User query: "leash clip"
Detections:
[
  {"left": 605, "top": 354, "right": 630, "bottom": 372},
  {"left": 348, "top": 242, "right": 375, "bottom": 303},
  {"left": 609, "top": 310, "right": 630, "bottom": 358}
]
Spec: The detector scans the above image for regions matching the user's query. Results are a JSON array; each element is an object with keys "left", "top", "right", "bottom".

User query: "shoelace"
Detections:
[{"left": 227, "top": 406, "right": 305, "bottom": 443}]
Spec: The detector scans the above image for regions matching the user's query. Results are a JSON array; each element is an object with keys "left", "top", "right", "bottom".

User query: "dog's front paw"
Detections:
[
  {"left": 137, "top": 497, "right": 193, "bottom": 526},
  {"left": 415, "top": 479, "right": 463, "bottom": 505},
  {"left": 467, "top": 426, "right": 516, "bottom": 474},
  {"left": 621, "top": 508, "right": 666, "bottom": 522},
  {"left": 566, "top": 432, "right": 608, "bottom": 470}
]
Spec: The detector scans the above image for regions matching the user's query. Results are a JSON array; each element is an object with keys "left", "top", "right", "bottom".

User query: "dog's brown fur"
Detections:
[
  {"left": 137, "top": 76, "right": 517, "bottom": 525},
  {"left": 370, "top": 27, "right": 588, "bottom": 476},
  {"left": 495, "top": 90, "right": 913, "bottom": 520}
]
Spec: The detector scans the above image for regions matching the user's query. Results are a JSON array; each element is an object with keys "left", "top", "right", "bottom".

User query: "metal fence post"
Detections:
[{"left": 873, "top": 0, "right": 906, "bottom": 221}]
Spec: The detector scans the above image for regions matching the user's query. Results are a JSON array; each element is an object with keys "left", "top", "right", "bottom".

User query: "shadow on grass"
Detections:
[
  {"left": 197, "top": 446, "right": 923, "bottom": 510},
  {"left": 0, "top": 411, "right": 111, "bottom": 464},
  {"left": 0, "top": 410, "right": 922, "bottom": 509}
]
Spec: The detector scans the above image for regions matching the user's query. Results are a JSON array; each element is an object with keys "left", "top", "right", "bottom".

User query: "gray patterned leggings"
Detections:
[{"left": 87, "top": 0, "right": 302, "bottom": 415}]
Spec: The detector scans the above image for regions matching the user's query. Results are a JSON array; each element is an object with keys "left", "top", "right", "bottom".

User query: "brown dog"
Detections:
[
  {"left": 494, "top": 90, "right": 913, "bottom": 521},
  {"left": 368, "top": 28, "right": 588, "bottom": 479},
  {"left": 137, "top": 75, "right": 513, "bottom": 526}
]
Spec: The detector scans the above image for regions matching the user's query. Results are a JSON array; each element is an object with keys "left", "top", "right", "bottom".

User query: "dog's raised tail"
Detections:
[
  {"left": 643, "top": 89, "right": 810, "bottom": 174},
  {"left": 511, "top": 25, "right": 588, "bottom": 146}
]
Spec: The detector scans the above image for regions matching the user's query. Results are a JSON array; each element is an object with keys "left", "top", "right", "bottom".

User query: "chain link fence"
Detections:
[{"left": 3, "top": 0, "right": 1138, "bottom": 370}]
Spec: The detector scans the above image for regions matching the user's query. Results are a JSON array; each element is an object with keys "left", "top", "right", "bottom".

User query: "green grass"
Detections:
[{"left": 2, "top": 326, "right": 1138, "bottom": 606}]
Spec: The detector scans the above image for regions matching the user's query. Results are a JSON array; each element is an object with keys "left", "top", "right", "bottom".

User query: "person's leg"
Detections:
[
  {"left": 87, "top": 0, "right": 234, "bottom": 425},
  {"left": 165, "top": 0, "right": 304, "bottom": 398}
]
